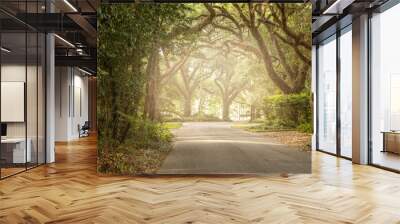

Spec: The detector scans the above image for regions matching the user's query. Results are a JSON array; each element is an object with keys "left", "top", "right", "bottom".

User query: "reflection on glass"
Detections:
[
  {"left": 371, "top": 4, "right": 400, "bottom": 171},
  {"left": 340, "top": 28, "right": 352, "bottom": 158},
  {"left": 318, "top": 36, "right": 337, "bottom": 154}
]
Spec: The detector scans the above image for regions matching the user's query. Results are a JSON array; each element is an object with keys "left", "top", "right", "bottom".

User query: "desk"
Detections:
[
  {"left": 1, "top": 138, "right": 31, "bottom": 164},
  {"left": 382, "top": 131, "right": 400, "bottom": 154}
]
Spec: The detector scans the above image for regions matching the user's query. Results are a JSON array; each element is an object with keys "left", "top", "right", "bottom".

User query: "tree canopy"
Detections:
[{"left": 97, "top": 3, "right": 312, "bottom": 173}]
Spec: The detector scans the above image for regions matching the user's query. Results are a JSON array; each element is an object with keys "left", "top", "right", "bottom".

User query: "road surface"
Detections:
[{"left": 157, "top": 122, "right": 310, "bottom": 174}]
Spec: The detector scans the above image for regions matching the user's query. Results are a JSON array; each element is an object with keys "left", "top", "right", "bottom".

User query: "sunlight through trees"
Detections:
[{"left": 98, "top": 3, "right": 311, "bottom": 174}]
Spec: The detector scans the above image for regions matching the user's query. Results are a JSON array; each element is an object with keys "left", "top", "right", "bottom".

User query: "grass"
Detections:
[
  {"left": 163, "top": 122, "right": 183, "bottom": 130},
  {"left": 232, "top": 123, "right": 293, "bottom": 133},
  {"left": 98, "top": 146, "right": 172, "bottom": 175},
  {"left": 232, "top": 122, "right": 311, "bottom": 151}
]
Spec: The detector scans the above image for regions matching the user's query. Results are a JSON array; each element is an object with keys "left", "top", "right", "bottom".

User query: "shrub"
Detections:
[
  {"left": 98, "top": 116, "right": 173, "bottom": 174},
  {"left": 190, "top": 113, "right": 222, "bottom": 122},
  {"left": 263, "top": 92, "right": 312, "bottom": 132},
  {"left": 127, "top": 117, "right": 173, "bottom": 150},
  {"left": 297, "top": 122, "right": 312, "bottom": 133}
]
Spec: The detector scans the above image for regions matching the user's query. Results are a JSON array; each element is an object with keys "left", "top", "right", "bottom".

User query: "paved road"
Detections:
[{"left": 157, "top": 122, "right": 310, "bottom": 174}]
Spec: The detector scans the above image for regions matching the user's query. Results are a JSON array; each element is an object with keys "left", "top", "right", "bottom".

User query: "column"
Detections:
[
  {"left": 46, "top": 0, "right": 55, "bottom": 163},
  {"left": 352, "top": 14, "right": 369, "bottom": 164}
]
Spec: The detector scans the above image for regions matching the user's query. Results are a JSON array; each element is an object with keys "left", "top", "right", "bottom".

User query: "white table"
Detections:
[{"left": 1, "top": 138, "right": 31, "bottom": 163}]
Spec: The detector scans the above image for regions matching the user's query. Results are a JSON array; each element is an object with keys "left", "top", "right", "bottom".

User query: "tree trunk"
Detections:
[
  {"left": 198, "top": 97, "right": 204, "bottom": 115},
  {"left": 249, "top": 27, "right": 294, "bottom": 94},
  {"left": 183, "top": 96, "right": 192, "bottom": 117},
  {"left": 255, "top": 108, "right": 262, "bottom": 120},
  {"left": 146, "top": 80, "right": 160, "bottom": 121},
  {"left": 144, "top": 47, "right": 161, "bottom": 121},
  {"left": 222, "top": 98, "right": 231, "bottom": 121},
  {"left": 250, "top": 104, "right": 256, "bottom": 122}
]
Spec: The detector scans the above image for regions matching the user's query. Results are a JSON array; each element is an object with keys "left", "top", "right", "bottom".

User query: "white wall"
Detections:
[
  {"left": 1, "top": 65, "right": 38, "bottom": 138},
  {"left": 55, "top": 67, "right": 70, "bottom": 141},
  {"left": 55, "top": 67, "right": 89, "bottom": 141},
  {"left": 1, "top": 63, "right": 46, "bottom": 164},
  {"left": 1, "top": 65, "right": 26, "bottom": 141}
]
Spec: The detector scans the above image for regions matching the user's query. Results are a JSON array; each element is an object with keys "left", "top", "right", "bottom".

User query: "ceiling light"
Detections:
[
  {"left": 78, "top": 67, "right": 93, "bottom": 76},
  {"left": 63, "top": 0, "right": 78, "bottom": 12},
  {"left": 54, "top": 34, "right": 75, "bottom": 48},
  {"left": 323, "top": 0, "right": 341, "bottom": 14},
  {"left": 76, "top": 48, "right": 86, "bottom": 55},
  {"left": 322, "top": 0, "right": 355, "bottom": 15},
  {"left": 1, "top": 47, "right": 11, "bottom": 53}
]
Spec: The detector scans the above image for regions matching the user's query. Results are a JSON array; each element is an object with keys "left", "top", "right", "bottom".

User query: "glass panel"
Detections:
[
  {"left": 0, "top": 1, "right": 46, "bottom": 178},
  {"left": 24, "top": 0, "right": 40, "bottom": 170},
  {"left": 1, "top": 31, "right": 27, "bottom": 177},
  {"left": 27, "top": 31, "right": 38, "bottom": 169},
  {"left": 371, "top": 4, "right": 400, "bottom": 171},
  {"left": 318, "top": 36, "right": 337, "bottom": 154},
  {"left": 340, "top": 28, "right": 352, "bottom": 158},
  {"left": 38, "top": 33, "right": 45, "bottom": 165}
]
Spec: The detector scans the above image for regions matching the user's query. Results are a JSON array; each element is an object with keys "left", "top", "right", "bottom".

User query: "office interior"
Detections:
[
  {"left": 0, "top": 0, "right": 97, "bottom": 179},
  {"left": 312, "top": 0, "right": 400, "bottom": 172}
]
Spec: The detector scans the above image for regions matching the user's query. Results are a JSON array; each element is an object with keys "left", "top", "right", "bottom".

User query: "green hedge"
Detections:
[{"left": 263, "top": 92, "right": 312, "bottom": 132}]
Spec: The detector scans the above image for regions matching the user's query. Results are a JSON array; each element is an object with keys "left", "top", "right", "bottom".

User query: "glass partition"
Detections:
[
  {"left": 38, "top": 32, "right": 45, "bottom": 165},
  {"left": 370, "top": 4, "right": 400, "bottom": 171},
  {"left": 0, "top": 1, "right": 46, "bottom": 179},
  {"left": 27, "top": 31, "right": 38, "bottom": 169},
  {"left": 339, "top": 26, "right": 352, "bottom": 158},
  {"left": 317, "top": 35, "right": 337, "bottom": 154},
  {"left": 1, "top": 31, "right": 28, "bottom": 177}
]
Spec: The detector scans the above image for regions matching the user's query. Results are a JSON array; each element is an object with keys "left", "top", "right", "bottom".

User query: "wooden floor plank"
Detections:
[{"left": 0, "top": 136, "right": 399, "bottom": 223}]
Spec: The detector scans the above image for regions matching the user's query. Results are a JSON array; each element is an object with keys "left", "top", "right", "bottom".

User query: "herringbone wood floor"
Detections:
[{"left": 1, "top": 136, "right": 400, "bottom": 224}]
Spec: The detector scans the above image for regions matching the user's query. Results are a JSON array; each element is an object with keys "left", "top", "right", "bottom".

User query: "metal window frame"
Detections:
[
  {"left": 367, "top": 0, "right": 400, "bottom": 173},
  {"left": 315, "top": 23, "right": 353, "bottom": 161},
  {"left": 0, "top": 0, "right": 48, "bottom": 180},
  {"left": 315, "top": 0, "right": 400, "bottom": 173},
  {"left": 338, "top": 24, "right": 353, "bottom": 160}
]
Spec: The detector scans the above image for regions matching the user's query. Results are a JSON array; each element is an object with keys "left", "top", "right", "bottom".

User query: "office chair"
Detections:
[{"left": 79, "top": 121, "right": 90, "bottom": 138}]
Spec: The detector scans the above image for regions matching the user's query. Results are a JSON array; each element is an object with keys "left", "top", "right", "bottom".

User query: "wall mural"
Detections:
[{"left": 98, "top": 3, "right": 312, "bottom": 175}]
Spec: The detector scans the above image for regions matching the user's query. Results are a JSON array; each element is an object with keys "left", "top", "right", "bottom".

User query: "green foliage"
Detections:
[
  {"left": 125, "top": 116, "right": 173, "bottom": 150},
  {"left": 297, "top": 122, "right": 312, "bottom": 133},
  {"left": 263, "top": 92, "right": 312, "bottom": 132},
  {"left": 97, "top": 3, "right": 312, "bottom": 174},
  {"left": 98, "top": 4, "right": 152, "bottom": 152},
  {"left": 163, "top": 122, "right": 183, "bottom": 130},
  {"left": 188, "top": 113, "right": 223, "bottom": 122},
  {"left": 97, "top": 4, "right": 192, "bottom": 174},
  {"left": 98, "top": 117, "right": 172, "bottom": 175}
]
